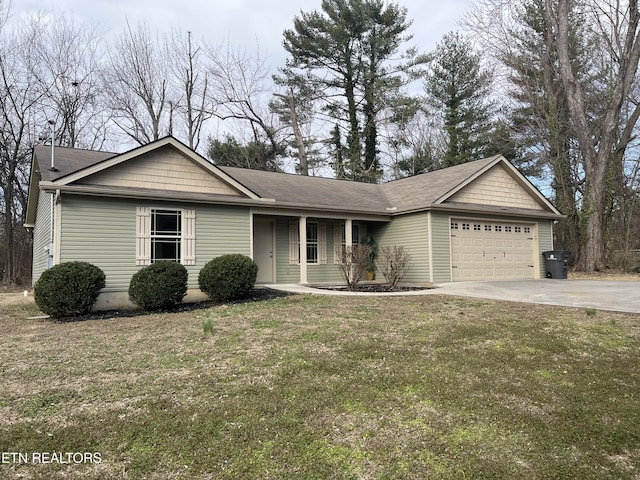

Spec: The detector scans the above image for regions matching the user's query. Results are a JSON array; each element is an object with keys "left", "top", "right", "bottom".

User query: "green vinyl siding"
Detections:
[
  {"left": 59, "top": 194, "right": 250, "bottom": 292},
  {"left": 537, "top": 220, "right": 554, "bottom": 278},
  {"left": 32, "top": 191, "right": 54, "bottom": 285},
  {"left": 274, "top": 218, "right": 299, "bottom": 283},
  {"left": 374, "top": 212, "right": 430, "bottom": 285},
  {"left": 431, "top": 212, "right": 453, "bottom": 283}
]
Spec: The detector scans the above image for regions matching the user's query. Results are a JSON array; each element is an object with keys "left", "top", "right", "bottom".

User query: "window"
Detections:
[
  {"left": 484, "top": 225, "right": 492, "bottom": 231},
  {"left": 495, "top": 225, "right": 502, "bottom": 232},
  {"left": 474, "top": 224, "right": 481, "bottom": 231},
  {"left": 515, "top": 226, "right": 522, "bottom": 233},
  {"left": 289, "top": 220, "right": 327, "bottom": 265},
  {"left": 307, "top": 222, "right": 319, "bottom": 264},
  {"left": 451, "top": 222, "right": 459, "bottom": 230},
  {"left": 505, "top": 225, "right": 512, "bottom": 233},
  {"left": 136, "top": 207, "right": 195, "bottom": 266},
  {"left": 334, "top": 222, "right": 364, "bottom": 264},
  {"left": 462, "top": 223, "right": 470, "bottom": 230},
  {"left": 524, "top": 226, "right": 531, "bottom": 234},
  {"left": 151, "top": 210, "right": 181, "bottom": 262}
]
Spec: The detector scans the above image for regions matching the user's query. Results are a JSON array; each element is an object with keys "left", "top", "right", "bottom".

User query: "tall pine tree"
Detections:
[
  {"left": 424, "top": 31, "right": 494, "bottom": 168},
  {"left": 282, "top": 0, "right": 419, "bottom": 182}
]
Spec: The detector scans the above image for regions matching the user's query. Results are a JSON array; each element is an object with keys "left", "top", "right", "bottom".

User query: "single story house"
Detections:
[{"left": 25, "top": 136, "right": 563, "bottom": 308}]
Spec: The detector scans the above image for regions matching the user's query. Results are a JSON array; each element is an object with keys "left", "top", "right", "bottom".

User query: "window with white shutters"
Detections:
[{"left": 136, "top": 207, "right": 195, "bottom": 265}]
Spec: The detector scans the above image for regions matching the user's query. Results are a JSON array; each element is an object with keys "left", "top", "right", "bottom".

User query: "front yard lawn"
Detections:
[{"left": 1, "top": 294, "right": 639, "bottom": 479}]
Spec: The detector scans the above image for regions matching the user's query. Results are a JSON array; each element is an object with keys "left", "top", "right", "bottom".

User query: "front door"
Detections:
[{"left": 253, "top": 219, "right": 275, "bottom": 283}]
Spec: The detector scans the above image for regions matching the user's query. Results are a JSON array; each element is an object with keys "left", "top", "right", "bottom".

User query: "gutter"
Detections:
[{"left": 39, "top": 182, "right": 394, "bottom": 220}]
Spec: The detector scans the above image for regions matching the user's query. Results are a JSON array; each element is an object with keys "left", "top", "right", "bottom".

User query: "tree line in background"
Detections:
[{"left": 1, "top": 0, "right": 639, "bottom": 285}]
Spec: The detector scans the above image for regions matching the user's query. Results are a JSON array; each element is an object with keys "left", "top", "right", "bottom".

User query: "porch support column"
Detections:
[
  {"left": 299, "top": 216, "right": 308, "bottom": 284},
  {"left": 345, "top": 218, "right": 353, "bottom": 247}
]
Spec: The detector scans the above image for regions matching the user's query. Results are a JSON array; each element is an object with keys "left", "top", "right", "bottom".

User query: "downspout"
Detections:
[
  {"left": 47, "top": 120, "right": 57, "bottom": 268},
  {"left": 54, "top": 189, "right": 62, "bottom": 265}
]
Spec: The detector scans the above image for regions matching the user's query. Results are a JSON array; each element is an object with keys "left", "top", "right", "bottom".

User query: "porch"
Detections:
[{"left": 251, "top": 212, "right": 389, "bottom": 285}]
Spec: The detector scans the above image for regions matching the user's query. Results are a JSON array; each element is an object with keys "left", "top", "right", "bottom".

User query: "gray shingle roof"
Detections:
[
  {"left": 218, "top": 166, "right": 390, "bottom": 213},
  {"left": 381, "top": 157, "right": 500, "bottom": 212},
  {"left": 33, "top": 138, "right": 558, "bottom": 218},
  {"left": 34, "top": 144, "right": 116, "bottom": 182},
  {"left": 221, "top": 157, "right": 501, "bottom": 214}
]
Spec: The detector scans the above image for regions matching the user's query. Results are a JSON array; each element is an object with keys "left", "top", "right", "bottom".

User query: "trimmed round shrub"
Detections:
[
  {"left": 34, "top": 262, "right": 106, "bottom": 317},
  {"left": 198, "top": 254, "right": 258, "bottom": 302},
  {"left": 129, "top": 261, "right": 188, "bottom": 310}
]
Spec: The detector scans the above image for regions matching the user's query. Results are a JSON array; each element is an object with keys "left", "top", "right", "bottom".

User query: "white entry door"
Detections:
[
  {"left": 253, "top": 219, "right": 275, "bottom": 283},
  {"left": 450, "top": 219, "right": 536, "bottom": 281}
]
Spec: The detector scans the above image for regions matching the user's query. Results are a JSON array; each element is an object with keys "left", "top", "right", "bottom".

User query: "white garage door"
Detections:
[{"left": 450, "top": 219, "right": 536, "bottom": 281}]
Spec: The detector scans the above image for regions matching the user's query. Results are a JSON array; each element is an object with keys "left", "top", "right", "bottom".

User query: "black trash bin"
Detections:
[{"left": 542, "top": 250, "right": 570, "bottom": 279}]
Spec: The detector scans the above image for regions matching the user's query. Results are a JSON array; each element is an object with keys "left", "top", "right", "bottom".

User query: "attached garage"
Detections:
[
  {"left": 381, "top": 155, "right": 563, "bottom": 284},
  {"left": 450, "top": 219, "right": 537, "bottom": 281}
]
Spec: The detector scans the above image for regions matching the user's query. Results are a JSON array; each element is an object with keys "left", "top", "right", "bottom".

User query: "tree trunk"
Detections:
[
  {"left": 550, "top": 0, "right": 640, "bottom": 271},
  {"left": 287, "top": 88, "right": 308, "bottom": 175}
]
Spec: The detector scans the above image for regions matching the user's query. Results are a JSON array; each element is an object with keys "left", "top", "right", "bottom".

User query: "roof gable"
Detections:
[
  {"left": 436, "top": 157, "right": 559, "bottom": 214},
  {"left": 444, "top": 162, "right": 546, "bottom": 210},
  {"left": 49, "top": 137, "right": 258, "bottom": 199},
  {"left": 77, "top": 144, "right": 243, "bottom": 197},
  {"left": 381, "top": 157, "right": 500, "bottom": 212}
]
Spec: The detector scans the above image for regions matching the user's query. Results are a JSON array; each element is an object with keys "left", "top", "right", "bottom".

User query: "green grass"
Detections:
[{"left": 1, "top": 294, "right": 639, "bottom": 479}]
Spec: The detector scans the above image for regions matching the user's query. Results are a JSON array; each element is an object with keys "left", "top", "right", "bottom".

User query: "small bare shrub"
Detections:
[
  {"left": 338, "top": 245, "right": 372, "bottom": 291},
  {"left": 378, "top": 246, "right": 411, "bottom": 290}
]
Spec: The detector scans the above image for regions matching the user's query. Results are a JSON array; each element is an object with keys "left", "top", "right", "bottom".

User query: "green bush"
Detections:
[
  {"left": 34, "top": 262, "right": 106, "bottom": 317},
  {"left": 198, "top": 254, "right": 258, "bottom": 302},
  {"left": 128, "top": 261, "right": 188, "bottom": 310}
]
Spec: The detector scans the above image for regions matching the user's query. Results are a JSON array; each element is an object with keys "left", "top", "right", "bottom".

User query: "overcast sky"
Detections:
[{"left": 18, "top": 0, "right": 475, "bottom": 70}]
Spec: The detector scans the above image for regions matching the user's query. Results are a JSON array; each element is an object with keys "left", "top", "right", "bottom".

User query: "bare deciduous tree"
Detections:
[
  {"left": 547, "top": 0, "right": 640, "bottom": 271},
  {"left": 35, "top": 13, "right": 109, "bottom": 149},
  {"left": 167, "top": 30, "right": 213, "bottom": 150},
  {"left": 207, "top": 42, "right": 285, "bottom": 170},
  {"left": 378, "top": 246, "right": 411, "bottom": 290},
  {"left": 0, "top": 10, "right": 46, "bottom": 284},
  {"left": 337, "top": 245, "right": 372, "bottom": 291},
  {"left": 103, "top": 21, "right": 169, "bottom": 145}
]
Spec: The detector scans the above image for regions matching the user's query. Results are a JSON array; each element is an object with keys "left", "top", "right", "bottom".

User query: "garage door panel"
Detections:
[{"left": 451, "top": 219, "right": 535, "bottom": 281}]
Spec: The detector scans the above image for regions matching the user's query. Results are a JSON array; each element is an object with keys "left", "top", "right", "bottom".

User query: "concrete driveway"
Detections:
[{"left": 434, "top": 279, "right": 640, "bottom": 314}]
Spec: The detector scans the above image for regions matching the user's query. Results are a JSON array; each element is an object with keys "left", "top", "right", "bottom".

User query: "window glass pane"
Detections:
[
  {"left": 307, "top": 222, "right": 318, "bottom": 242},
  {"left": 352, "top": 224, "right": 360, "bottom": 244},
  {"left": 307, "top": 245, "right": 318, "bottom": 263},
  {"left": 152, "top": 210, "right": 181, "bottom": 235},
  {"left": 306, "top": 222, "right": 318, "bottom": 264},
  {"left": 152, "top": 239, "right": 180, "bottom": 262}
]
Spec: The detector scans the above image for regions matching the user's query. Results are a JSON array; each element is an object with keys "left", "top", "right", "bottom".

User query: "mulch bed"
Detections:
[
  {"left": 311, "top": 284, "right": 431, "bottom": 293},
  {"left": 50, "top": 288, "right": 293, "bottom": 323}
]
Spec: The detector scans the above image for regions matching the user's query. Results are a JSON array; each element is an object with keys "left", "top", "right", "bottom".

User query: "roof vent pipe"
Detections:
[{"left": 48, "top": 119, "right": 57, "bottom": 172}]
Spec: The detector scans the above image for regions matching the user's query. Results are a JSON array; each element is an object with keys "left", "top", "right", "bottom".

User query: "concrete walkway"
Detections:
[{"left": 268, "top": 279, "right": 640, "bottom": 314}]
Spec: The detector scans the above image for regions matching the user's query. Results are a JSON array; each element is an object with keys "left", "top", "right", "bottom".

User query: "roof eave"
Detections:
[
  {"left": 42, "top": 183, "right": 393, "bottom": 219},
  {"left": 430, "top": 202, "right": 566, "bottom": 219}
]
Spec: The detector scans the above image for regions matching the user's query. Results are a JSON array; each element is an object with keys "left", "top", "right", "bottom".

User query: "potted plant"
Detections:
[{"left": 360, "top": 234, "right": 377, "bottom": 281}]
